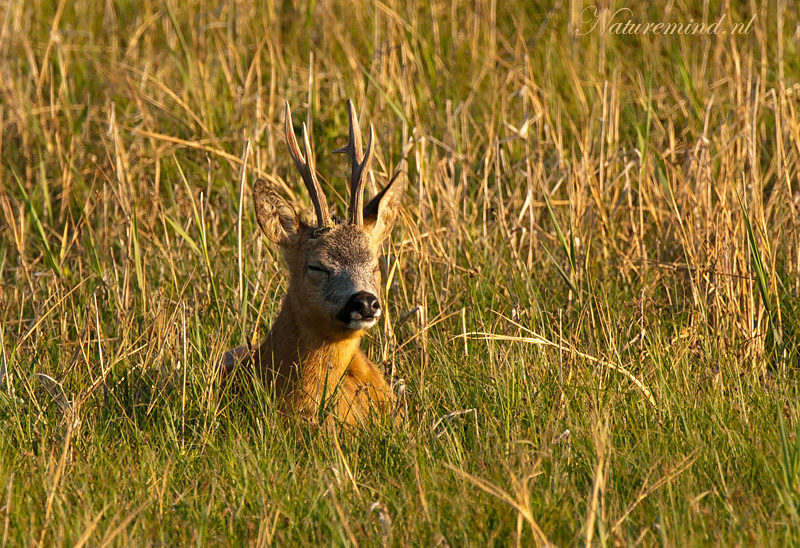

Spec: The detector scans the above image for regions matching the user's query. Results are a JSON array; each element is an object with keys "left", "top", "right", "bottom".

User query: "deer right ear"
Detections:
[
  {"left": 363, "top": 171, "right": 406, "bottom": 245},
  {"left": 253, "top": 178, "right": 301, "bottom": 246}
]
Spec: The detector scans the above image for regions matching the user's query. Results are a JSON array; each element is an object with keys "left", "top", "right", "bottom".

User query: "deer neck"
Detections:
[{"left": 279, "top": 292, "right": 362, "bottom": 371}]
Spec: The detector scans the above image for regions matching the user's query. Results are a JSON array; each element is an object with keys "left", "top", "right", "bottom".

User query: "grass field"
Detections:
[{"left": 2, "top": 0, "right": 800, "bottom": 545}]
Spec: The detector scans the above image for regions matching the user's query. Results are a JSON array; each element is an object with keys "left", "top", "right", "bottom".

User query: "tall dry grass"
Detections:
[{"left": 1, "top": 0, "right": 799, "bottom": 545}]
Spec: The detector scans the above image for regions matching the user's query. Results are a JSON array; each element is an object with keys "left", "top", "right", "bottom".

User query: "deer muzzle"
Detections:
[{"left": 338, "top": 291, "right": 381, "bottom": 329}]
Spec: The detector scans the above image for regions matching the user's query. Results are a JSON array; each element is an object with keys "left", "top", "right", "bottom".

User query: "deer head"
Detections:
[{"left": 253, "top": 101, "right": 405, "bottom": 340}]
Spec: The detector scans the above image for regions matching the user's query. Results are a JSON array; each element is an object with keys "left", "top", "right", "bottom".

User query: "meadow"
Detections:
[{"left": 1, "top": 0, "right": 800, "bottom": 545}]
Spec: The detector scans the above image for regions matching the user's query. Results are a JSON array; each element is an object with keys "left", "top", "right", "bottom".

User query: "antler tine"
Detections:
[
  {"left": 333, "top": 100, "right": 375, "bottom": 226},
  {"left": 284, "top": 101, "right": 330, "bottom": 228}
]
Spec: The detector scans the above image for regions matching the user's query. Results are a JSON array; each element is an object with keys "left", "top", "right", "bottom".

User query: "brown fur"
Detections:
[
  {"left": 225, "top": 102, "right": 405, "bottom": 426},
  {"left": 249, "top": 221, "right": 396, "bottom": 425},
  {"left": 226, "top": 166, "right": 405, "bottom": 426},
  {"left": 253, "top": 293, "right": 393, "bottom": 424}
]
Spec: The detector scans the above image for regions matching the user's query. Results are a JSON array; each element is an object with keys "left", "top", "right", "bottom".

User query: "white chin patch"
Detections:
[{"left": 347, "top": 317, "right": 378, "bottom": 330}]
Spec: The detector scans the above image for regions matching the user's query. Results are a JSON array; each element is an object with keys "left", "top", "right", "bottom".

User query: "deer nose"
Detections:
[{"left": 344, "top": 291, "right": 381, "bottom": 321}]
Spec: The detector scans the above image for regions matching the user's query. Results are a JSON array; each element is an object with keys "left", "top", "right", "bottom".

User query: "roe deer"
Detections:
[{"left": 223, "top": 100, "right": 405, "bottom": 425}]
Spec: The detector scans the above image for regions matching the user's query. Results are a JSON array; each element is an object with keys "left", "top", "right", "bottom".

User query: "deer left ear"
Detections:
[
  {"left": 253, "top": 178, "right": 302, "bottom": 247},
  {"left": 363, "top": 172, "right": 406, "bottom": 245}
]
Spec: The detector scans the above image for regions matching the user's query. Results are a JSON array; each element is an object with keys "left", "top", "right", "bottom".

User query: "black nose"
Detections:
[{"left": 341, "top": 291, "right": 381, "bottom": 322}]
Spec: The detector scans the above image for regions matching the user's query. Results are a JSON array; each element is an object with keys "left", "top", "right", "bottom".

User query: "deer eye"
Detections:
[{"left": 307, "top": 265, "right": 330, "bottom": 276}]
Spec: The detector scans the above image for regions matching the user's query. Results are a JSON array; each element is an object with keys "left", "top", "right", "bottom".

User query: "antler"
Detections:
[
  {"left": 333, "top": 99, "right": 375, "bottom": 226},
  {"left": 284, "top": 102, "right": 330, "bottom": 228}
]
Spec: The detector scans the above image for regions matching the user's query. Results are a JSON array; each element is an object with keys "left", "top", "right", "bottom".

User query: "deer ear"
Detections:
[
  {"left": 253, "top": 178, "right": 301, "bottom": 246},
  {"left": 363, "top": 171, "right": 406, "bottom": 245}
]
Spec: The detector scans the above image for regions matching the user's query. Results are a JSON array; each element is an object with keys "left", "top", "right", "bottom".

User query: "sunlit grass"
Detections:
[{"left": 1, "top": 0, "right": 799, "bottom": 545}]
